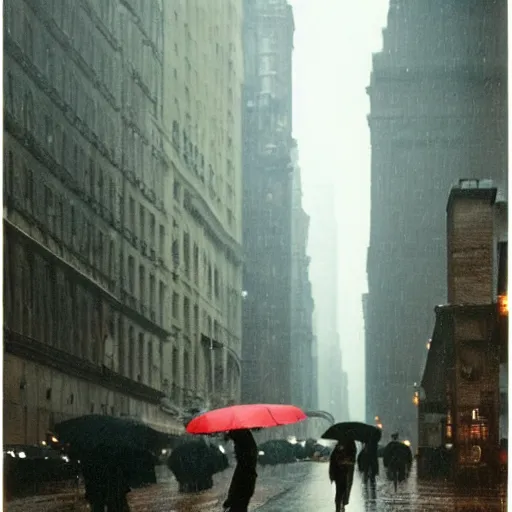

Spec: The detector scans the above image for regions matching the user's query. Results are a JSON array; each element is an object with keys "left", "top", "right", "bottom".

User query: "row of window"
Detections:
[
  {"left": 6, "top": 56, "right": 117, "bottom": 170},
  {"left": 171, "top": 121, "right": 236, "bottom": 229},
  {"left": 6, "top": 153, "right": 118, "bottom": 287},
  {"left": 4, "top": 234, "right": 237, "bottom": 397},
  {"left": 6, "top": 75, "right": 167, "bottom": 267},
  {"left": 122, "top": 124, "right": 165, "bottom": 204},
  {"left": 125, "top": 254, "right": 166, "bottom": 326}
]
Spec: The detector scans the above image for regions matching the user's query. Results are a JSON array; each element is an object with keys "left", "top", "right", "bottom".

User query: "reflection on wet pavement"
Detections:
[
  {"left": 7, "top": 461, "right": 507, "bottom": 511},
  {"left": 258, "top": 462, "right": 507, "bottom": 512}
]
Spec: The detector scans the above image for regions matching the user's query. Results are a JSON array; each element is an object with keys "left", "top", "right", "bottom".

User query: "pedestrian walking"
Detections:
[
  {"left": 329, "top": 439, "right": 357, "bottom": 512},
  {"left": 223, "top": 429, "right": 258, "bottom": 512}
]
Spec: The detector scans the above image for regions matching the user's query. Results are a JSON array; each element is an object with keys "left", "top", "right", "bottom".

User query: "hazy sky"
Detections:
[{"left": 290, "top": 0, "right": 390, "bottom": 420}]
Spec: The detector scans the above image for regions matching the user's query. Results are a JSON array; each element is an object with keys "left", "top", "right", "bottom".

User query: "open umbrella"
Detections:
[
  {"left": 186, "top": 404, "right": 307, "bottom": 435},
  {"left": 54, "top": 415, "right": 169, "bottom": 456},
  {"left": 321, "top": 422, "right": 382, "bottom": 444},
  {"left": 383, "top": 441, "right": 413, "bottom": 467}
]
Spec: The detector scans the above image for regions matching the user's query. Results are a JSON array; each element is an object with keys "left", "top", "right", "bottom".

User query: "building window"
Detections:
[
  {"left": 207, "top": 263, "right": 212, "bottom": 298},
  {"left": 150, "top": 214, "right": 156, "bottom": 249},
  {"left": 159, "top": 225, "right": 165, "bottom": 257},
  {"left": 109, "top": 178, "right": 115, "bottom": 217},
  {"left": 183, "top": 296, "right": 190, "bottom": 333},
  {"left": 24, "top": 167, "right": 34, "bottom": 208},
  {"left": 6, "top": 151, "right": 14, "bottom": 198},
  {"left": 129, "top": 197, "right": 135, "bottom": 234},
  {"left": 128, "top": 325, "right": 135, "bottom": 379},
  {"left": 6, "top": 72, "right": 14, "bottom": 114},
  {"left": 139, "top": 205, "right": 145, "bottom": 242},
  {"left": 127, "top": 256, "right": 135, "bottom": 294},
  {"left": 214, "top": 268, "right": 219, "bottom": 298},
  {"left": 193, "top": 244, "right": 199, "bottom": 284},
  {"left": 23, "top": 91, "right": 34, "bottom": 134},
  {"left": 147, "top": 340, "right": 153, "bottom": 387},
  {"left": 44, "top": 186, "right": 54, "bottom": 230},
  {"left": 159, "top": 281, "right": 165, "bottom": 325},
  {"left": 149, "top": 274, "right": 155, "bottom": 317},
  {"left": 172, "top": 239, "right": 179, "bottom": 267},
  {"left": 108, "top": 240, "right": 115, "bottom": 280},
  {"left": 70, "top": 205, "right": 77, "bottom": 239},
  {"left": 24, "top": 17, "right": 34, "bottom": 60},
  {"left": 172, "top": 292, "right": 179, "bottom": 319},
  {"left": 194, "top": 304, "right": 199, "bottom": 334},
  {"left": 97, "top": 168, "right": 104, "bottom": 206},
  {"left": 139, "top": 265, "right": 146, "bottom": 307},
  {"left": 138, "top": 333, "right": 144, "bottom": 382},
  {"left": 183, "top": 232, "right": 190, "bottom": 277}
]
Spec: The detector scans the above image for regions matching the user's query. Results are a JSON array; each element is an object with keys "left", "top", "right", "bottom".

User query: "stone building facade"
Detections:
[
  {"left": 3, "top": 0, "right": 243, "bottom": 444},
  {"left": 161, "top": 0, "right": 244, "bottom": 410},
  {"left": 241, "top": 0, "right": 295, "bottom": 404},
  {"left": 364, "top": 0, "right": 508, "bottom": 444}
]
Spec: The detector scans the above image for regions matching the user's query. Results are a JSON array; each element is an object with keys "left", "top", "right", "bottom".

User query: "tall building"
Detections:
[
  {"left": 365, "top": 0, "right": 507, "bottom": 443},
  {"left": 290, "top": 141, "right": 315, "bottom": 410},
  {"left": 3, "top": 0, "right": 244, "bottom": 445},
  {"left": 308, "top": 184, "right": 347, "bottom": 421},
  {"left": 241, "top": 0, "right": 295, "bottom": 404},
  {"left": 161, "top": 0, "right": 244, "bottom": 410}
]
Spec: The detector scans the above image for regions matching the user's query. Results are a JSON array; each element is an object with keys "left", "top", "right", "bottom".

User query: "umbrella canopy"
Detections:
[
  {"left": 383, "top": 441, "right": 413, "bottom": 467},
  {"left": 186, "top": 404, "right": 307, "bottom": 435},
  {"left": 321, "top": 422, "right": 382, "bottom": 444},
  {"left": 54, "top": 415, "right": 169, "bottom": 456}
]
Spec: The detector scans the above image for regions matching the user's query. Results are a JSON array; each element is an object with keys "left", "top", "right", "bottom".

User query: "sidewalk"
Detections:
[{"left": 7, "top": 462, "right": 313, "bottom": 511}]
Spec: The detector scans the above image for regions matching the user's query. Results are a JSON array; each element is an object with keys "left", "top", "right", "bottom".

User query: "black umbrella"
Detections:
[
  {"left": 321, "top": 422, "right": 382, "bottom": 444},
  {"left": 54, "top": 415, "right": 169, "bottom": 456},
  {"left": 383, "top": 441, "right": 413, "bottom": 467}
]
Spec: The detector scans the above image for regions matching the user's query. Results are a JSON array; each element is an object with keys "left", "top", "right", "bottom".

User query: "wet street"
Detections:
[
  {"left": 8, "top": 461, "right": 507, "bottom": 511},
  {"left": 257, "top": 463, "right": 507, "bottom": 512}
]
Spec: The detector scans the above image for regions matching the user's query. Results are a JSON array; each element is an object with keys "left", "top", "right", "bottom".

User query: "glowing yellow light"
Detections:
[
  {"left": 413, "top": 392, "right": 420, "bottom": 406},
  {"left": 426, "top": 341, "right": 431, "bottom": 350},
  {"left": 403, "top": 440, "right": 411, "bottom": 447},
  {"left": 374, "top": 416, "right": 380, "bottom": 421},
  {"left": 51, "top": 436, "right": 58, "bottom": 443},
  {"left": 498, "top": 295, "right": 508, "bottom": 316},
  {"left": 377, "top": 423, "right": 383, "bottom": 429}
]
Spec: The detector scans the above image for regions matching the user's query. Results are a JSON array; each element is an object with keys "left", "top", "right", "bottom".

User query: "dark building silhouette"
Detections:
[
  {"left": 241, "top": 0, "right": 295, "bottom": 404},
  {"left": 365, "top": 0, "right": 508, "bottom": 443}
]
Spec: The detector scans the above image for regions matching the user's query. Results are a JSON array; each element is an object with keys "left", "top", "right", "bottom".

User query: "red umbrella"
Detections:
[{"left": 185, "top": 404, "right": 307, "bottom": 435}]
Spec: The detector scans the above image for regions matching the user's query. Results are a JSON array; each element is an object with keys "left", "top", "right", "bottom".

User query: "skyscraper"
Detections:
[
  {"left": 365, "top": 0, "right": 507, "bottom": 443},
  {"left": 241, "top": 0, "right": 295, "bottom": 404}
]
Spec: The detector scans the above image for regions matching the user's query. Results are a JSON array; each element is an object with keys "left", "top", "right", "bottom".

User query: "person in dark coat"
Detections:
[
  {"left": 329, "top": 440, "right": 357, "bottom": 512},
  {"left": 80, "top": 453, "right": 131, "bottom": 512},
  {"left": 223, "top": 429, "right": 258, "bottom": 512},
  {"left": 358, "top": 442, "right": 379, "bottom": 485}
]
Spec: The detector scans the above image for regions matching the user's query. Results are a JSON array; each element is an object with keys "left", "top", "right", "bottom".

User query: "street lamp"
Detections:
[{"left": 498, "top": 294, "right": 508, "bottom": 316}]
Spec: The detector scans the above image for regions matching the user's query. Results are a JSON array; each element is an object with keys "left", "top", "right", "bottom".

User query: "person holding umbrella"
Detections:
[
  {"left": 222, "top": 429, "right": 259, "bottom": 512},
  {"left": 185, "top": 403, "right": 307, "bottom": 512},
  {"left": 329, "top": 438, "right": 357, "bottom": 512},
  {"left": 322, "top": 421, "right": 382, "bottom": 490}
]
